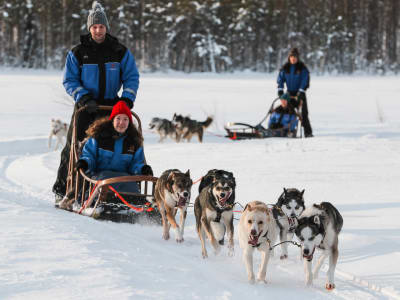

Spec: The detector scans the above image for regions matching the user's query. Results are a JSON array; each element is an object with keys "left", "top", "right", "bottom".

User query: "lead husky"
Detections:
[
  {"left": 238, "top": 201, "right": 277, "bottom": 284},
  {"left": 194, "top": 169, "right": 236, "bottom": 258},
  {"left": 295, "top": 202, "right": 343, "bottom": 290},
  {"left": 154, "top": 169, "right": 192, "bottom": 243},
  {"left": 48, "top": 118, "right": 68, "bottom": 150},
  {"left": 272, "top": 188, "right": 305, "bottom": 259}
]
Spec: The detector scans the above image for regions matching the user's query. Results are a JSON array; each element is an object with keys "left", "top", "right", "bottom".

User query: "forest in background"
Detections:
[{"left": 0, "top": 0, "right": 399, "bottom": 74}]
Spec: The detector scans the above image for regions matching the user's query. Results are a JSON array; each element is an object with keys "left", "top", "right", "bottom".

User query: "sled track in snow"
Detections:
[{"left": 0, "top": 137, "right": 399, "bottom": 299}]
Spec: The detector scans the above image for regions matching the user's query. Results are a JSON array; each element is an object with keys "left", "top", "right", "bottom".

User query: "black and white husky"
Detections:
[
  {"left": 48, "top": 118, "right": 68, "bottom": 150},
  {"left": 272, "top": 188, "right": 305, "bottom": 259},
  {"left": 295, "top": 202, "right": 343, "bottom": 290},
  {"left": 149, "top": 117, "right": 180, "bottom": 142}
]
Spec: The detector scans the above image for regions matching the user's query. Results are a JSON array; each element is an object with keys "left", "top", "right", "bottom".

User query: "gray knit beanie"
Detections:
[{"left": 87, "top": 1, "right": 109, "bottom": 31}]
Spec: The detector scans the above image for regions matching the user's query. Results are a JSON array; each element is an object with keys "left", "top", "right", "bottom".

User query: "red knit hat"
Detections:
[{"left": 109, "top": 101, "right": 132, "bottom": 123}]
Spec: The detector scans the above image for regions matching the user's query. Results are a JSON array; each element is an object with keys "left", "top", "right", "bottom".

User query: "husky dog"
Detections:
[
  {"left": 149, "top": 117, "right": 180, "bottom": 142},
  {"left": 194, "top": 169, "right": 236, "bottom": 258},
  {"left": 238, "top": 201, "right": 277, "bottom": 284},
  {"left": 154, "top": 169, "right": 193, "bottom": 242},
  {"left": 172, "top": 113, "right": 213, "bottom": 142},
  {"left": 48, "top": 118, "right": 68, "bottom": 150},
  {"left": 272, "top": 188, "right": 305, "bottom": 259},
  {"left": 295, "top": 202, "right": 343, "bottom": 290}
]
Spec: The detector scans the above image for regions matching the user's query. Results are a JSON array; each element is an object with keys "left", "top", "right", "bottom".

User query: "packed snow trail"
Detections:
[{"left": 1, "top": 137, "right": 398, "bottom": 300}]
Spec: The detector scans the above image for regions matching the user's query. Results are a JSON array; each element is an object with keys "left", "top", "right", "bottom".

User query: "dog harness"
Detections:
[{"left": 213, "top": 204, "right": 233, "bottom": 222}]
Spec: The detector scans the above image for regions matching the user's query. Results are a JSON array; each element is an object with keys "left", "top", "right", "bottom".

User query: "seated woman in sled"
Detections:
[
  {"left": 59, "top": 101, "right": 153, "bottom": 210},
  {"left": 267, "top": 93, "right": 299, "bottom": 137},
  {"left": 76, "top": 100, "right": 153, "bottom": 193}
]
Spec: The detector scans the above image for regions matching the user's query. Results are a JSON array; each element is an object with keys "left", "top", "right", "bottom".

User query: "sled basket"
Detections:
[{"left": 224, "top": 96, "right": 303, "bottom": 140}]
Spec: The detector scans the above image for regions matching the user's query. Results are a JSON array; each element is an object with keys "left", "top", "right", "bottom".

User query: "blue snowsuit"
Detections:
[
  {"left": 63, "top": 33, "right": 139, "bottom": 105},
  {"left": 268, "top": 106, "right": 298, "bottom": 133},
  {"left": 79, "top": 120, "right": 145, "bottom": 193}
]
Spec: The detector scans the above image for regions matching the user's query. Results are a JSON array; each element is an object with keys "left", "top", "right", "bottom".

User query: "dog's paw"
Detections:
[
  {"left": 202, "top": 251, "right": 208, "bottom": 259},
  {"left": 305, "top": 279, "right": 313, "bottom": 287},
  {"left": 280, "top": 254, "right": 288, "bottom": 260},
  {"left": 163, "top": 232, "right": 170, "bottom": 240},
  {"left": 228, "top": 248, "right": 234, "bottom": 257},
  {"left": 248, "top": 277, "right": 255, "bottom": 285},
  {"left": 325, "top": 283, "right": 335, "bottom": 290},
  {"left": 176, "top": 237, "right": 184, "bottom": 243}
]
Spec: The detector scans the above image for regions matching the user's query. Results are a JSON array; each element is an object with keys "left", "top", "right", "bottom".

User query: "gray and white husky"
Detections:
[
  {"left": 295, "top": 202, "right": 343, "bottom": 290},
  {"left": 48, "top": 118, "right": 68, "bottom": 150},
  {"left": 272, "top": 188, "right": 305, "bottom": 259},
  {"left": 149, "top": 117, "right": 180, "bottom": 142}
]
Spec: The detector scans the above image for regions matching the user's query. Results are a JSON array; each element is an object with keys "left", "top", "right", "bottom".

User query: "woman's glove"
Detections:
[
  {"left": 75, "top": 159, "right": 88, "bottom": 172},
  {"left": 141, "top": 165, "right": 153, "bottom": 176}
]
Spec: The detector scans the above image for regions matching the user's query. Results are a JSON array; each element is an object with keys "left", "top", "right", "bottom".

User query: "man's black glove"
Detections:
[
  {"left": 78, "top": 94, "right": 97, "bottom": 114},
  {"left": 141, "top": 165, "right": 153, "bottom": 176},
  {"left": 75, "top": 159, "right": 88, "bottom": 172},
  {"left": 297, "top": 91, "right": 305, "bottom": 101},
  {"left": 120, "top": 97, "right": 134, "bottom": 109},
  {"left": 278, "top": 90, "right": 284, "bottom": 97}
]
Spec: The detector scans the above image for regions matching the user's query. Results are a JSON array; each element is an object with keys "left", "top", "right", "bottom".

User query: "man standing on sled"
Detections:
[
  {"left": 277, "top": 47, "right": 313, "bottom": 137},
  {"left": 53, "top": 1, "right": 140, "bottom": 206}
]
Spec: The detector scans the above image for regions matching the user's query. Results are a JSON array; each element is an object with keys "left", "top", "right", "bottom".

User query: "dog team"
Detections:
[
  {"left": 154, "top": 168, "right": 343, "bottom": 290},
  {"left": 149, "top": 113, "right": 213, "bottom": 143}
]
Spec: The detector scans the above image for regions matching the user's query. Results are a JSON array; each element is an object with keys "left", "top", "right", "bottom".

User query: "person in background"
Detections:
[
  {"left": 268, "top": 93, "right": 298, "bottom": 137},
  {"left": 53, "top": 1, "right": 140, "bottom": 206},
  {"left": 277, "top": 47, "right": 313, "bottom": 137}
]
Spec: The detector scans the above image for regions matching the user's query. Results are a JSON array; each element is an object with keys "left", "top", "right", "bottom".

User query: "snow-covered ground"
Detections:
[{"left": 1, "top": 69, "right": 400, "bottom": 300}]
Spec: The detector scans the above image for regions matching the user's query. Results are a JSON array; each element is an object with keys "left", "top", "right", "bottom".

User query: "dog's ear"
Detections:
[
  {"left": 301, "top": 189, "right": 305, "bottom": 196},
  {"left": 313, "top": 215, "right": 320, "bottom": 226},
  {"left": 246, "top": 203, "right": 253, "bottom": 211},
  {"left": 185, "top": 169, "right": 190, "bottom": 178},
  {"left": 167, "top": 172, "right": 175, "bottom": 192},
  {"left": 283, "top": 187, "right": 288, "bottom": 196}
]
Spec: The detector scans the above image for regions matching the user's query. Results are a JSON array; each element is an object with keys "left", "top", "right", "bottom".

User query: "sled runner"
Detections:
[
  {"left": 63, "top": 105, "right": 161, "bottom": 225},
  {"left": 224, "top": 96, "right": 303, "bottom": 140}
]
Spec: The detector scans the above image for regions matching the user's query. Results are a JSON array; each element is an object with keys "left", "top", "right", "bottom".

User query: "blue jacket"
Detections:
[
  {"left": 80, "top": 136, "right": 145, "bottom": 175},
  {"left": 268, "top": 107, "right": 298, "bottom": 132},
  {"left": 277, "top": 61, "right": 309, "bottom": 94},
  {"left": 63, "top": 34, "right": 139, "bottom": 105}
]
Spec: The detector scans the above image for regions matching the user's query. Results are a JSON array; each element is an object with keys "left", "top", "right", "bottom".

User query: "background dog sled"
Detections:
[
  {"left": 64, "top": 105, "right": 161, "bottom": 225},
  {"left": 224, "top": 96, "right": 303, "bottom": 140}
]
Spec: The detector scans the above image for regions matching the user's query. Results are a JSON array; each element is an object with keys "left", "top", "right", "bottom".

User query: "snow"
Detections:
[{"left": 0, "top": 69, "right": 400, "bottom": 299}]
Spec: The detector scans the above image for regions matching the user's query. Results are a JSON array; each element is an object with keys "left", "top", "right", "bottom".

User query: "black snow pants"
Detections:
[{"left": 289, "top": 91, "right": 313, "bottom": 136}]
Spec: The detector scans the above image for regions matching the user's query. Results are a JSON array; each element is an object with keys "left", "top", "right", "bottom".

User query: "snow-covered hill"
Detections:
[{"left": 1, "top": 70, "right": 399, "bottom": 299}]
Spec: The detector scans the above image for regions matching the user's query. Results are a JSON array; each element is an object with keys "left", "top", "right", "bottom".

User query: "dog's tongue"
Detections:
[
  {"left": 248, "top": 235, "right": 259, "bottom": 246},
  {"left": 288, "top": 217, "right": 297, "bottom": 229},
  {"left": 219, "top": 192, "right": 231, "bottom": 206}
]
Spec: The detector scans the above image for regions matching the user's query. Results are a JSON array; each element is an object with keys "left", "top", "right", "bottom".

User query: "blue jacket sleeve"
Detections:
[
  {"left": 63, "top": 51, "right": 90, "bottom": 103},
  {"left": 277, "top": 69, "right": 285, "bottom": 92},
  {"left": 80, "top": 138, "right": 98, "bottom": 173},
  {"left": 120, "top": 50, "right": 140, "bottom": 102},
  {"left": 129, "top": 147, "right": 145, "bottom": 175},
  {"left": 299, "top": 68, "right": 309, "bottom": 93}
]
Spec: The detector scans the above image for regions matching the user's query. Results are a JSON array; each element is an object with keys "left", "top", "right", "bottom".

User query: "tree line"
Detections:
[{"left": 0, "top": 0, "right": 398, "bottom": 74}]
